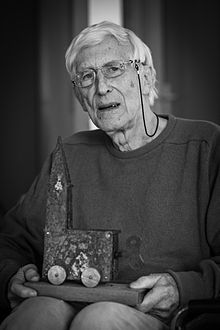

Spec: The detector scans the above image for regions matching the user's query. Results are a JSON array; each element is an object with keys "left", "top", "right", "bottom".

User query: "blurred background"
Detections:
[{"left": 0, "top": 0, "right": 220, "bottom": 211}]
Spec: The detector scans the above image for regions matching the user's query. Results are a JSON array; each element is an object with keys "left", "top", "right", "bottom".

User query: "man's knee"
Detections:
[
  {"left": 0, "top": 296, "right": 76, "bottom": 330},
  {"left": 70, "top": 302, "right": 122, "bottom": 330},
  {"left": 70, "top": 301, "right": 168, "bottom": 330}
]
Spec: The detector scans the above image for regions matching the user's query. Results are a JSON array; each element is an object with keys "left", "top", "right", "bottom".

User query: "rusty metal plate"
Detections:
[{"left": 42, "top": 229, "right": 119, "bottom": 282}]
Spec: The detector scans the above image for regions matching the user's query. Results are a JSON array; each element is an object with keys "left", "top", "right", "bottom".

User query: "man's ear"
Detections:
[{"left": 142, "top": 66, "right": 153, "bottom": 96}]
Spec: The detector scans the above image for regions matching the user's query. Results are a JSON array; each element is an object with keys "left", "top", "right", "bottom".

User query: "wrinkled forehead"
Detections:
[{"left": 75, "top": 36, "right": 133, "bottom": 71}]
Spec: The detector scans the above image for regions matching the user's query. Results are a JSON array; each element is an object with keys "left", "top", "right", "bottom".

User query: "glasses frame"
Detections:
[{"left": 71, "top": 59, "right": 137, "bottom": 88}]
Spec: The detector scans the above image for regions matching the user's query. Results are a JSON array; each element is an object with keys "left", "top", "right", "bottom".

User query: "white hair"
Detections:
[{"left": 65, "top": 21, "right": 158, "bottom": 105}]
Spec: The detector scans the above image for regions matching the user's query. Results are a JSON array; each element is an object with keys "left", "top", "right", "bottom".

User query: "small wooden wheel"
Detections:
[
  {"left": 81, "top": 267, "right": 101, "bottom": 287},
  {"left": 48, "top": 265, "right": 66, "bottom": 285}
]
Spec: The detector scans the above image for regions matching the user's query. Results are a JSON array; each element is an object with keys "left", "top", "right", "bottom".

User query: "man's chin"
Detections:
[
  {"left": 97, "top": 123, "right": 125, "bottom": 135},
  {"left": 94, "top": 116, "right": 126, "bottom": 133}
]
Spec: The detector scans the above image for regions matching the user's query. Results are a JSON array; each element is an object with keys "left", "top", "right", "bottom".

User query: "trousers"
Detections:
[{"left": 0, "top": 297, "right": 169, "bottom": 330}]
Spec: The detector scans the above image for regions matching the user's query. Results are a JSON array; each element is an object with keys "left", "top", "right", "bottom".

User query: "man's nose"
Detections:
[{"left": 95, "top": 71, "right": 112, "bottom": 95}]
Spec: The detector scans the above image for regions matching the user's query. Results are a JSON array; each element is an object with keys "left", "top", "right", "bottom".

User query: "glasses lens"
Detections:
[
  {"left": 102, "top": 62, "right": 125, "bottom": 78},
  {"left": 74, "top": 61, "right": 129, "bottom": 88},
  {"left": 77, "top": 69, "right": 95, "bottom": 87}
]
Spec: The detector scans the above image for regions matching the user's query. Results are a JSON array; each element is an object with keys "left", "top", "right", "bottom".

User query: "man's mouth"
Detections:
[{"left": 98, "top": 102, "right": 120, "bottom": 111}]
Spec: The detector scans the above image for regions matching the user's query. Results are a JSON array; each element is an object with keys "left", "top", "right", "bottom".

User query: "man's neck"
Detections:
[
  {"left": 110, "top": 130, "right": 150, "bottom": 152},
  {"left": 107, "top": 113, "right": 166, "bottom": 152}
]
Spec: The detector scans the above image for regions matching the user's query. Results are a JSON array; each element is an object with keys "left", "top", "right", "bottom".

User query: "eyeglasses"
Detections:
[{"left": 72, "top": 60, "right": 134, "bottom": 88}]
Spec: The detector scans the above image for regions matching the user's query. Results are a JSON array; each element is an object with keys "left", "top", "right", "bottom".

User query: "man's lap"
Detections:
[{"left": 0, "top": 296, "right": 168, "bottom": 330}]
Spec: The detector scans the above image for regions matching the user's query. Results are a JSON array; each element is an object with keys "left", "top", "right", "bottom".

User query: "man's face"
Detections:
[{"left": 75, "top": 36, "right": 145, "bottom": 134}]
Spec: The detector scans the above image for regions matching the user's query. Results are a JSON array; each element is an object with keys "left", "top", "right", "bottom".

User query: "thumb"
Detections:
[
  {"left": 14, "top": 264, "right": 39, "bottom": 283},
  {"left": 130, "top": 274, "right": 161, "bottom": 289}
]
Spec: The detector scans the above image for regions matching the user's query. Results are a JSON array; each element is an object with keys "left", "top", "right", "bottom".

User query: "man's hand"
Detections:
[
  {"left": 130, "top": 273, "right": 179, "bottom": 321},
  {"left": 8, "top": 264, "right": 40, "bottom": 309}
]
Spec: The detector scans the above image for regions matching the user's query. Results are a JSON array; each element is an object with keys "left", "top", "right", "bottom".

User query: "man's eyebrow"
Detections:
[{"left": 77, "top": 59, "right": 127, "bottom": 72}]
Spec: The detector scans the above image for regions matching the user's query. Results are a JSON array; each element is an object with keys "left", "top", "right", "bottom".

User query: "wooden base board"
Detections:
[{"left": 25, "top": 281, "right": 146, "bottom": 306}]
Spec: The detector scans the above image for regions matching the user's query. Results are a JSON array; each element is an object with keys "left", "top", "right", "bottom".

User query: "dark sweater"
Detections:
[{"left": 0, "top": 114, "right": 220, "bottom": 311}]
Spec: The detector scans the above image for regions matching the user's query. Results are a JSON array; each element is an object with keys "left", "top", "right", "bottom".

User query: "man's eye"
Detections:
[
  {"left": 104, "top": 65, "right": 124, "bottom": 77},
  {"left": 108, "top": 66, "right": 121, "bottom": 73},
  {"left": 110, "top": 65, "right": 120, "bottom": 71},
  {"left": 81, "top": 71, "right": 93, "bottom": 81}
]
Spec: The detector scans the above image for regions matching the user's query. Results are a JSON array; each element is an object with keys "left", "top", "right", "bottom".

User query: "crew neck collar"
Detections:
[{"left": 104, "top": 114, "right": 176, "bottom": 159}]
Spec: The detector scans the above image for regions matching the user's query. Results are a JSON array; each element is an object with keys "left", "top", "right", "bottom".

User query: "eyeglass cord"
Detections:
[{"left": 135, "top": 61, "right": 159, "bottom": 138}]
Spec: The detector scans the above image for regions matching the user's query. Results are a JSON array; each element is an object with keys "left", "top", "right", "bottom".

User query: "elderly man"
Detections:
[{"left": 0, "top": 21, "right": 220, "bottom": 330}]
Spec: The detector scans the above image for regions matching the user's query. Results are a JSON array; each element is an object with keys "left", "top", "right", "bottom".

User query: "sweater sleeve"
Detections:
[
  {"left": 0, "top": 154, "right": 52, "bottom": 310},
  {"left": 169, "top": 128, "right": 220, "bottom": 306}
]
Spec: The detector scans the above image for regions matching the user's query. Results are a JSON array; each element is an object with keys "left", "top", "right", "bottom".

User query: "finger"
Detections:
[
  {"left": 130, "top": 274, "right": 161, "bottom": 289},
  {"left": 13, "top": 264, "right": 38, "bottom": 283},
  {"left": 25, "top": 268, "right": 40, "bottom": 282},
  {"left": 23, "top": 264, "right": 38, "bottom": 275},
  {"left": 137, "top": 285, "right": 164, "bottom": 313},
  {"left": 10, "top": 281, "right": 37, "bottom": 298}
]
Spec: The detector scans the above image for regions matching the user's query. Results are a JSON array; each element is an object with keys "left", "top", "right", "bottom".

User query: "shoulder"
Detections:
[
  {"left": 169, "top": 115, "right": 220, "bottom": 147},
  {"left": 62, "top": 129, "right": 106, "bottom": 147}
]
